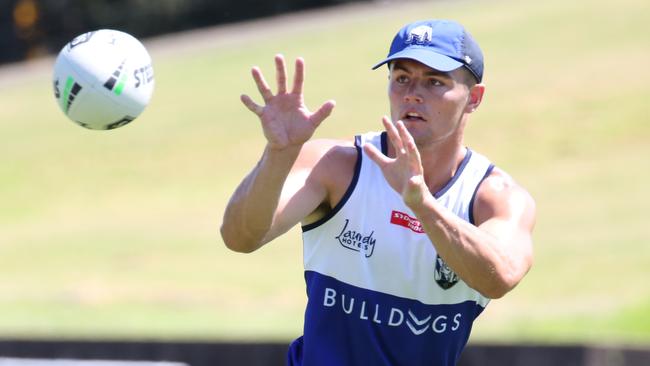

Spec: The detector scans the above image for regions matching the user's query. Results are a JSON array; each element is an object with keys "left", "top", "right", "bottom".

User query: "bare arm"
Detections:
[
  {"left": 408, "top": 170, "right": 535, "bottom": 299},
  {"left": 220, "top": 55, "right": 335, "bottom": 253},
  {"left": 365, "top": 118, "right": 535, "bottom": 299},
  {"left": 221, "top": 145, "right": 300, "bottom": 252}
]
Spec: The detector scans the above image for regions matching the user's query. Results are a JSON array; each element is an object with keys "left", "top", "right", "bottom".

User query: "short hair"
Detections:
[
  {"left": 460, "top": 67, "right": 478, "bottom": 87},
  {"left": 387, "top": 61, "right": 479, "bottom": 87}
]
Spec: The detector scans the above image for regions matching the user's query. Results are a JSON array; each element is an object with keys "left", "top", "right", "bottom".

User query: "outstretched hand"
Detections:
[
  {"left": 363, "top": 117, "right": 430, "bottom": 208},
  {"left": 240, "top": 54, "right": 336, "bottom": 151}
]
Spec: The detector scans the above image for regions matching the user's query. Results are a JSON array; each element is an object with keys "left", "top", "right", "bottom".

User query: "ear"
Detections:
[{"left": 465, "top": 84, "right": 485, "bottom": 113}]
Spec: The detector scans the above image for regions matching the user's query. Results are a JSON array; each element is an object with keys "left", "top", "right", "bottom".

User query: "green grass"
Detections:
[{"left": 0, "top": 0, "right": 649, "bottom": 345}]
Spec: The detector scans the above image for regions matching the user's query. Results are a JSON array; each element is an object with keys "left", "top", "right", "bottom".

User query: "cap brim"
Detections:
[{"left": 372, "top": 48, "right": 463, "bottom": 71}]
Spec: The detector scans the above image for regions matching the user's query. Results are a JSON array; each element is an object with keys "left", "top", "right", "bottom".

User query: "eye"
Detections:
[
  {"left": 429, "top": 78, "right": 443, "bottom": 86},
  {"left": 395, "top": 75, "right": 409, "bottom": 84}
]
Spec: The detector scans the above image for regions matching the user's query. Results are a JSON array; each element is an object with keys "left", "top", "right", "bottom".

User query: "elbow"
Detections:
[
  {"left": 481, "top": 256, "right": 534, "bottom": 299},
  {"left": 220, "top": 224, "right": 260, "bottom": 254},
  {"left": 224, "top": 241, "right": 257, "bottom": 254},
  {"left": 478, "top": 272, "right": 522, "bottom": 300},
  {"left": 480, "top": 283, "right": 511, "bottom": 300}
]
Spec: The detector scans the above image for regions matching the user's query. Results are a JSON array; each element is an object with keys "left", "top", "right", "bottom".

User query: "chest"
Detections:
[{"left": 303, "top": 177, "right": 476, "bottom": 304}]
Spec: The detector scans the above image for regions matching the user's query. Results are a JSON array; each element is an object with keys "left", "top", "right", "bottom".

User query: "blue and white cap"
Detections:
[{"left": 372, "top": 19, "right": 484, "bottom": 83}]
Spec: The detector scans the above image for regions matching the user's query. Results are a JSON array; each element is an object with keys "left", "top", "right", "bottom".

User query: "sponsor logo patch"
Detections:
[
  {"left": 390, "top": 210, "right": 424, "bottom": 233},
  {"left": 335, "top": 219, "right": 376, "bottom": 258}
]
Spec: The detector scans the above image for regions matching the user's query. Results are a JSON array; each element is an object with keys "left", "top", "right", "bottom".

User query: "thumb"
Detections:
[
  {"left": 240, "top": 94, "right": 263, "bottom": 116},
  {"left": 310, "top": 100, "right": 336, "bottom": 128},
  {"left": 363, "top": 143, "right": 391, "bottom": 168}
]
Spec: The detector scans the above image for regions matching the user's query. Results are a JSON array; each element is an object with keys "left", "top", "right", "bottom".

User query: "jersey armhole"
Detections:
[
  {"left": 301, "top": 136, "right": 363, "bottom": 232},
  {"left": 468, "top": 164, "right": 495, "bottom": 226}
]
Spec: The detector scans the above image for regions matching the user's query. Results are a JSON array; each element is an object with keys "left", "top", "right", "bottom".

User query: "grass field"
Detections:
[{"left": 0, "top": 0, "right": 649, "bottom": 345}]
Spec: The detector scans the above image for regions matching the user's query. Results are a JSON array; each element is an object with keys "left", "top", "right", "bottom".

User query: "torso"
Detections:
[{"left": 289, "top": 131, "right": 495, "bottom": 366}]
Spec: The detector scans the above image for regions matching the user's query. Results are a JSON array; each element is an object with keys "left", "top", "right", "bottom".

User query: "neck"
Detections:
[
  {"left": 387, "top": 133, "right": 467, "bottom": 195},
  {"left": 419, "top": 141, "right": 467, "bottom": 195},
  {"left": 418, "top": 114, "right": 469, "bottom": 193}
]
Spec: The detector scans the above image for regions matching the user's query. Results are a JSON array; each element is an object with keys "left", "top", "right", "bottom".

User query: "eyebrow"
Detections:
[{"left": 392, "top": 62, "right": 452, "bottom": 79}]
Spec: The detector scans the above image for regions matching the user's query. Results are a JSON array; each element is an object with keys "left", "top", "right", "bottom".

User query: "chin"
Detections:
[{"left": 402, "top": 120, "right": 429, "bottom": 136}]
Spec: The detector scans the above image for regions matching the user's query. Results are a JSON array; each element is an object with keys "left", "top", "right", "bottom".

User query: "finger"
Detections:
[
  {"left": 395, "top": 120, "right": 417, "bottom": 155},
  {"left": 291, "top": 57, "right": 305, "bottom": 95},
  {"left": 405, "top": 136, "right": 419, "bottom": 157},
  {"left": 382, "top": 116, "right": 405, "bottom": 155},
  {"left": 396, "top": 120, "right": 423, "bottom": 172},
  {"left": 275, "top": 54, "right": 288, "bottom": 94},
  {"left": 309, "top": 100, "right": 336, "bottom": 129},
  {"left": 251, "top": 67, "right": 273, "bottom": 102},
  {"left": 363, "top": 143, "right": 392, "bottom": 168},
  {"left": 240, "top": 94, "right": 263, "bottom": 116},
  {"left": 395, "top": 120, "right": 413, "bottom": 147}
]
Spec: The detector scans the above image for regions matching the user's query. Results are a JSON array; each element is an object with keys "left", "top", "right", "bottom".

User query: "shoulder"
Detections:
[
  {"left": 473, "top": 167, "right": 536, "bottom": 228},
  {"left": 289, "top": 138, "right": 358, "bottom": 193},
  {"left": 297, "top": 138, "right": 357, "bottom": 172},
  {"left": 299, "top": 138, "right": 359, "bottom": 223}
]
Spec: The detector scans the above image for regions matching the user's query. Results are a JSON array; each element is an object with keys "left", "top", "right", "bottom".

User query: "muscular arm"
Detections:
[
  {"left": 408, "top": 169, "right": 535, "bottom": 299},
  {"left": 221, "top": 144, "right": 322, "bottom": 252},
  {"left": 221, "top": 145, "right": 300, "bottom": 253},
  {"left": 220, "top": 55, "right": 335, "bottom": 252},
  {"left": 365, "top": 118, "right": 535, "bottom": 299},
  {"left": 221, "top": 139, "right": 356, "bottom": 252}
]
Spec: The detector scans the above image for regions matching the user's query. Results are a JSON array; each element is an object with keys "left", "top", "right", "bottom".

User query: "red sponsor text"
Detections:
[{"left": 390, "top": 210, "right": 424, "bottom": 233}]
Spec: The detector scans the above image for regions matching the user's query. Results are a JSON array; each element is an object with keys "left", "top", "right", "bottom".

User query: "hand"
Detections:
[
  {"left": 240, "top": 54, "right": 336, "bottom": 151},
  {"left": 363, "top": 117, "right": 430, "bottom": 208}
]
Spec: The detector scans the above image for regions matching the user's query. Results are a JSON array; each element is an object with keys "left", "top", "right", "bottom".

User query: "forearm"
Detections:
[
  {"left": 408, "top": 194, "right": 521, "bottom": 299},
  {"left": 221, "top": 145, "right": 301, "bottom": 253}
]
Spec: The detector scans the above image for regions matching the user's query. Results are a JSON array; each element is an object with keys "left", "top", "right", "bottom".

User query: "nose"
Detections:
[{"left": 404, "top": 83, "right": 423, "bottom": 104}]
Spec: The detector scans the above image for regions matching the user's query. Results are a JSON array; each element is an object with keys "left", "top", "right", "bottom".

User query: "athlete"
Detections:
[{"left": 221, "top": 19, "right": 536, "bottom": 366}]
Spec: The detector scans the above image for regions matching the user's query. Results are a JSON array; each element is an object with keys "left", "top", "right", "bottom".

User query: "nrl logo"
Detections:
[
  {"left": 335, "top": 219, "right": 376, "bottom": 258},
  {"left": 68, "top": 31, "right": 96, "bottom": 50},
  {"left": 434, "top": 255, "right": 459, "bottom": 289}
]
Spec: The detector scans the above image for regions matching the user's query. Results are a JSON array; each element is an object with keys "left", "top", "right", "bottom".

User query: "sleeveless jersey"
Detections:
[{"left": 288, "top": 131, "right": 495, "bottom": 366}]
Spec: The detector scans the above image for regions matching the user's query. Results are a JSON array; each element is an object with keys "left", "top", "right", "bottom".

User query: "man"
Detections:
[{"left": 221, "top": 19, "right": 535, "bottom": 366}]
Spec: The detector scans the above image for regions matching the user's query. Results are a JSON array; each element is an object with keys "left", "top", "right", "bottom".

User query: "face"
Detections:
[{"left": 388, "top": 59, "right": 484, "bottom": 148}]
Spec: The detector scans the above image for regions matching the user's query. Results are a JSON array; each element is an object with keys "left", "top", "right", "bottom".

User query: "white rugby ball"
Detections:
[{"left": 52, "top": 29, "right": 155, "bottom": 130}]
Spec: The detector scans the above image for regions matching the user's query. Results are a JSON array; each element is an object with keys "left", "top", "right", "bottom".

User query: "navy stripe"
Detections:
[
  {"left": 468, "top": 164, "right": 495, "bottom": 225},
  {"left": 380, "top": 131, "right": 388, "bottom": 156},
  {"left": 302, "top": 137, "right": 363, "bottom": 232},
  {"left": 434, "top": 148, "right": 472, "bottom": 199},
  {"left": 294, "top": 270, "right": 485, "bottom": 366}
]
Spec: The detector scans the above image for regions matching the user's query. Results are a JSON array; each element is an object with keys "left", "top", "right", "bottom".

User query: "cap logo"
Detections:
[
  {"left": 464, "top": 55, "right": 472, "bottom": 65},
  {"left": 405, "top": 25, "right": 433, "bottom": 45}
]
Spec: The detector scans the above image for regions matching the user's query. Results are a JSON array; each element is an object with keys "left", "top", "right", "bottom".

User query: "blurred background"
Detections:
[
  {"left": 1, "top": 0, "right": 358, "bottom": 64},
  {"left": 0, "top": 0, "right": 649, "bottom": 365}
]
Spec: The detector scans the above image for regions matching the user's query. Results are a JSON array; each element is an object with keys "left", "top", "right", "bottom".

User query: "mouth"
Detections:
[{"left": 402, "top": 111, "right": 427, "bottom": 122}]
